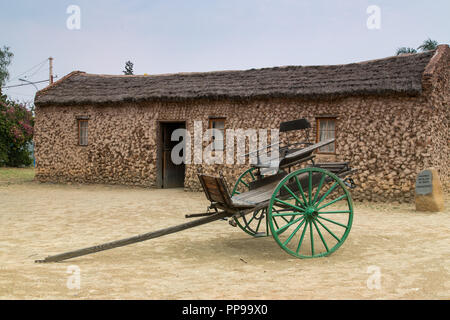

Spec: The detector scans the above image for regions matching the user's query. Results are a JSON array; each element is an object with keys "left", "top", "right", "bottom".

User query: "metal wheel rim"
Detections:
[
  {"left": 268, "top": 167, "right": 353, "bottom": 258},
  {"left": 231, "top": 167, "right": 270, "bottom": 237}
]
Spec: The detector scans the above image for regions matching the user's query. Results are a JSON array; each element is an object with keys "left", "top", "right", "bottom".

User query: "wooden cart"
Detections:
[{"left": 36, "top": 119, "right": 356, "bottom": 263}]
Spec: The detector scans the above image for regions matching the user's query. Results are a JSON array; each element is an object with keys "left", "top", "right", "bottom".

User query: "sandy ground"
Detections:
[{"left": 0, "top": 181, "right": 449, "bottom": 299}]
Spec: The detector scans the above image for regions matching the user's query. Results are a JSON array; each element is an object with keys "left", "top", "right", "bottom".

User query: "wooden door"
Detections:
[{"left": 161, "top": 122, "right": 186, "bottom": 188}]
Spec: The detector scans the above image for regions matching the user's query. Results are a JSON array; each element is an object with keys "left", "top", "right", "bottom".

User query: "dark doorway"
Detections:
[{"left": 159, "top": 122, "right": 186, "bottom": 188}]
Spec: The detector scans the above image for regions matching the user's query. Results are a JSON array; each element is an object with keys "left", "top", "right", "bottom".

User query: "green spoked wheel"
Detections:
[
  {"left": 268, "top": 167, "right": 353, "bottom": 258},
  {"left": 231, "top": 167, "right": 271, "bottom": 237}
]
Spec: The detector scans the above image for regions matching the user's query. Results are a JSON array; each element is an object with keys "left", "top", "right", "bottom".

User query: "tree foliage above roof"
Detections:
[
  {"left": 123, "top": 61, "right": 134, "bottom": 75},
  {"left": 396, "top": 47, "right": 418, "bottom": 55},
  {"left": 417, "top": 38, "right": 439, "bottom": 52},
  {"left": 396, "top": 38, "right": 439, "bottom": 56},
  {"left": 0, "top": 46, "right": 14, "bottom": 88}
]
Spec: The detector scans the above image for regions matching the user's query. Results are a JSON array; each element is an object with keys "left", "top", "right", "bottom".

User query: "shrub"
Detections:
[{"left": 0, "top": 96, "right": 34, "bottom": 167}]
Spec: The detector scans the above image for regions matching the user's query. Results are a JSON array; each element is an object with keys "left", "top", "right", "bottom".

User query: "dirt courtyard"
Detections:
[{"left": 0, "top": 178, "right": 449, "bottom": 299}]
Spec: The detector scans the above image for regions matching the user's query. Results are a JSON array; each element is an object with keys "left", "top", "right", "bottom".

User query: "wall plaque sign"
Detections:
[
  {"left": 415, "top": 168, "right": 444, "bottom": 212},
  {"left": 415, "top": 170, "right": 433, "bottom": 195}
]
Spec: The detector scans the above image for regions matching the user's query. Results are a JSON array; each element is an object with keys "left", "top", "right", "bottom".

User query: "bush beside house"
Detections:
[{"left": 0, "top": 96, "right": 34, "bottom": 167}]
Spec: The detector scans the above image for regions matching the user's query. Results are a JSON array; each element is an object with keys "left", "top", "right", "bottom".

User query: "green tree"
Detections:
[
  {"left": 0, "top": 96, "right": 34, "bottom": 167},
  {"left": 396, "top": 47, "right": 417, "bottom": 55},
  {"left": 0, "top": 46, "right": 14, "bottom": 88},
  {"left": 396, "top": 38, "right": 439, "bottom": 55},
  {"left": 123, "top": 60, "right": 134, "bottom": 75},
  {"left": 417, "top": 38, "right": 439, "bottom": 52},
  {"left": 0, "top": 46, "right": 34, "bottom": 167}
]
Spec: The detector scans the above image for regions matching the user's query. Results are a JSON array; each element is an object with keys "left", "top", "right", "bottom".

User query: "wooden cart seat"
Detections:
[
  {"left": 312, "top": 162, "right": 350, "bottom": 175},
  {"left": 198, "top": 173, "right": 285, "bottom": 210},
  {"left": 198, "top": 171, "right": 293, "bottom": 210},
  {"left": 230, "top": 180, "right": 280, "bottom": 207},
  {"left": 198, "top": 174, "right": 255, "bottom": 210},
  {"left": 280, "top": 138, "right": 334, "bottom": 162},
  {"left": 252, "top": 138, "right": 335, "bottom": 171}
]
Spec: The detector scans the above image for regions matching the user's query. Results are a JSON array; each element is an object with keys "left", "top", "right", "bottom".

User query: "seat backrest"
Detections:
[
  {"left": 279, "top": 118, "right": 311, "bottom": 132},
  {"left": 279, "top": 119, "right": 312, "bottom": 152},
  {"left": 197, "top": 174, "right": 233, "bottom": 208}
]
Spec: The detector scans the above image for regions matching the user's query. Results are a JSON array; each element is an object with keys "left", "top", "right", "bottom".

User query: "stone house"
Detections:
[{"left": 33, "top": 45, "right": 449, "bottom": 202}]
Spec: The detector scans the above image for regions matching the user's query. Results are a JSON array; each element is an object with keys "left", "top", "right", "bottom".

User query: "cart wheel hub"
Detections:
[{"left": 304, "top": 207, "right": 317, "bottom": 220}]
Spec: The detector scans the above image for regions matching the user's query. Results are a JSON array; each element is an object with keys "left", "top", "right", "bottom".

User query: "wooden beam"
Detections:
[{"left": 35, "top": 211, "right": 229, "bottom": 263}]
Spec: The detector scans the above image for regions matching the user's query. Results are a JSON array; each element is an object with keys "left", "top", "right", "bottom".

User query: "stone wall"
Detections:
[
  {"left": 34, "top": 90, "right": 449, "bottom": 202},
  {"left": 422, "top": 45, "right": 450, "bottom": 191}
]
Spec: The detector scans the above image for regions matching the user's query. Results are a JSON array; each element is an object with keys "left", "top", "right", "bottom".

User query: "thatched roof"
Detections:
[{"left": 35, "top": 48, "right": 442, "bottom": 106}]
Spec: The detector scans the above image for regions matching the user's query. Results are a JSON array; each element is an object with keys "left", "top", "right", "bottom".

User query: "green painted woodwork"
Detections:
[{"left": 268, "top": 167, "right": 353, "bottom": 259}]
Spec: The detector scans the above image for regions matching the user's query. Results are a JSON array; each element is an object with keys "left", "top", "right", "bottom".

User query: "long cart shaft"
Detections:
[{"left": 35, "top": 211, "right": 229, "bottom": 263}]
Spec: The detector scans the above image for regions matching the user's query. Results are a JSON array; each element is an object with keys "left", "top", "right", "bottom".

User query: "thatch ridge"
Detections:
[{"left": 34, "top": 48, "right": 443, "bottom": 106}]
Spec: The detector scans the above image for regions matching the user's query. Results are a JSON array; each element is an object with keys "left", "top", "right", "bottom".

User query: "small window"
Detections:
[
  {"left": 316, "top": 118, "right": 336, "bottom": 153},
  {"left": 78, "top": 120, "right": 88, "bottom": 146},
  {"left": 208, "top": 118, "right": 225, "bottom": 151}
]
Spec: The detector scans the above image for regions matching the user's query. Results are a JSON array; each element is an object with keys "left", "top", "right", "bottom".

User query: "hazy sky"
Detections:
[{"left": 1, "top": 0, "right": 448, "bottom": 103}]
